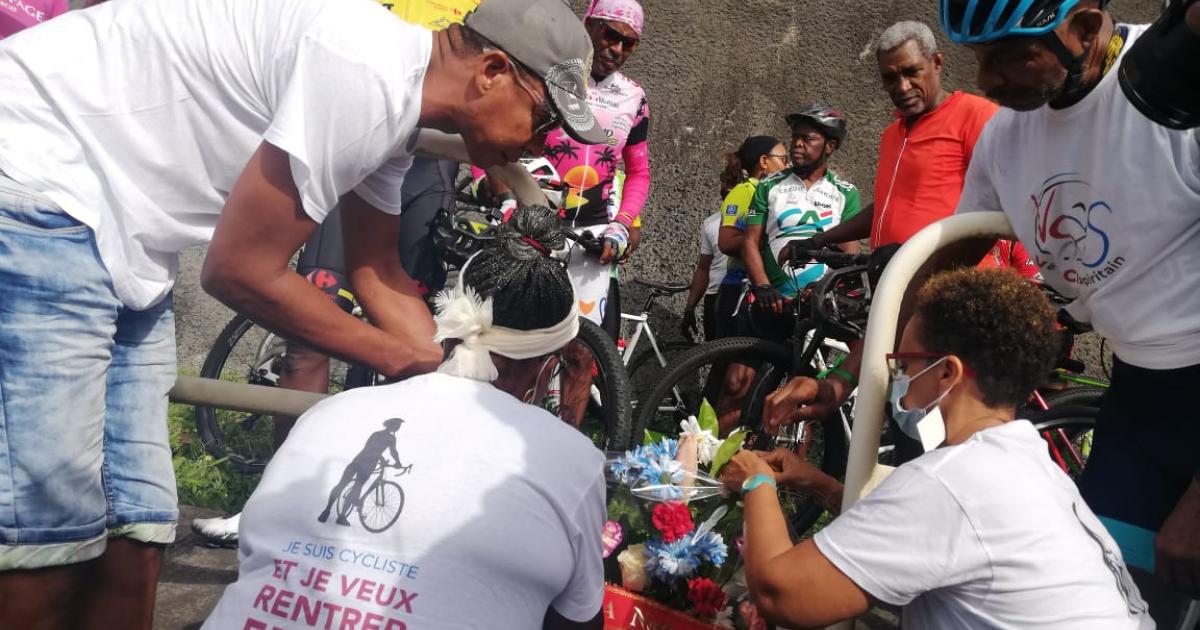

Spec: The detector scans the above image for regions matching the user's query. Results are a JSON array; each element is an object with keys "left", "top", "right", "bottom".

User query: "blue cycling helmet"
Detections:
[
  {"left": 940, "top": 0, "right": 1082, "bottom": 44},
  {"left": 942, "top": 0, "right": 1111, "bottom": 98}
]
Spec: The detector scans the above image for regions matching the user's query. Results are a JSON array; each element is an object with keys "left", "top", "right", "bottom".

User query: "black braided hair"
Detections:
[{"left": 460, "top": 205, "right": 574, "bottom": 330}]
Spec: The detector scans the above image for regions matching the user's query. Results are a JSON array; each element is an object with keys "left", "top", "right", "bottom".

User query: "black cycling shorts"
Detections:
[
  {"left": 296, "top": 156, "right": 459, "bottom": 302},
  {"left": 1078, "top": 357, "right": 1200, "bottom": 573}
]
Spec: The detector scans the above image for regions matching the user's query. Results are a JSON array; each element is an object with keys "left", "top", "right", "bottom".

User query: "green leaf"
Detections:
[
  {"left": 643, "top": 429, "right": 667, "bottom": 446},
  {"left": 697, "top": 398, "right": 719, "bottom": 435},
  {"left": 709, "top": 429, "right": 747, "bottom": 477}
]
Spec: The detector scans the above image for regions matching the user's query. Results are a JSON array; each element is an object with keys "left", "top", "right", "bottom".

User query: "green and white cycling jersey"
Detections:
[{"left": 746, "top": 168, "right": 861, "bottom": 296}]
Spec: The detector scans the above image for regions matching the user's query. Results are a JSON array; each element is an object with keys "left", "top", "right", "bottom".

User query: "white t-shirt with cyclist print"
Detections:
[
  {"left": 745, "top": 168, "right": 861, "bottom": 296},
  {"left": 0, "top": 0, "right": 428, "bottom": 310},
  {"left": 204, "top": 373, "right": 607, "bottom": 630},
  {"left": 816, "top": 420, "right": 1151, "bottom": 630},
  {"left": 956, "top": 23, "right": 1200, "bottom": 370}
]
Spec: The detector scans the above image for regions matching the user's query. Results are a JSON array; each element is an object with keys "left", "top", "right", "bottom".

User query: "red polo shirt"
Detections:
[{"left": 870, "top": 91, "right": 999, "bottom": 248}]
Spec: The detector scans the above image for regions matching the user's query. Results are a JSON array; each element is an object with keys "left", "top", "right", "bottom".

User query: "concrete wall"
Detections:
[{"left": 174, "top": 0, "right": 1160, "bottom": 371}]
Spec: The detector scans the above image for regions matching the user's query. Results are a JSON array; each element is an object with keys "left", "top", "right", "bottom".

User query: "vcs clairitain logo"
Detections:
[{"left": 1030, "top": 173, "right": 1124, "bottom": 288}]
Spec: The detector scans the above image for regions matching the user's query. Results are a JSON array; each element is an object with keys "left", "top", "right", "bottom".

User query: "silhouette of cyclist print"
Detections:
[{"left": 318, "top": 417, "right": 405, "bottom": 527}]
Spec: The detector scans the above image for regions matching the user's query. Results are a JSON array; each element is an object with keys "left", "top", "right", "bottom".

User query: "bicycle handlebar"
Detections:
[
  {"left": 562, "top": 228, "right": 605, "bottom": 255},
  {"left": 785, "top": 247, "right": 871, "bottom": 270}
]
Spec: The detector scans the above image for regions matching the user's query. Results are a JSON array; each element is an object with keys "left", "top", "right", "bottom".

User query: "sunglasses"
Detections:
[
  {"left": 508, "top": 58, "right": 563, "bottom": 137},
  {"left": 885, "top": 352, "right": 948, "bottom": 379},
  {"left": 595, "top": 18, "right": 639, "bottom": 49}
]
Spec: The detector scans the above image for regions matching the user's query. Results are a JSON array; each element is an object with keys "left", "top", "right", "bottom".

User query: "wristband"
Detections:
[
  {"left": 741, "top": 474, "right": 777, "bottom": 495},
  {"left": 821, "top": 367, "right": 858, "bottom": 389}
]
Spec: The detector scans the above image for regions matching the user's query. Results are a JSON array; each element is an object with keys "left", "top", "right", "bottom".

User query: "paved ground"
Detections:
[{"left": 154, "top": 506, "right": 238, "bottom": 630}]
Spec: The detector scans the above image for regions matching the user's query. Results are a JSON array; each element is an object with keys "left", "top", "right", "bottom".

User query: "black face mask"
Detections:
[{"left": 1119, "top": 0, "right": 1200, "bottom": 129}]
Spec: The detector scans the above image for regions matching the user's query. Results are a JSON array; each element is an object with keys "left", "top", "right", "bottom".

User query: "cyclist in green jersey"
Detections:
[{"left": 743, "top": 105, "right": 861, "bottom": 340}]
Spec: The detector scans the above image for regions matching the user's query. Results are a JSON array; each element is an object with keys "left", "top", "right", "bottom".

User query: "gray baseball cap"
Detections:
[{"left": 464, "top": 0, "right": 606, "bottom": 145}]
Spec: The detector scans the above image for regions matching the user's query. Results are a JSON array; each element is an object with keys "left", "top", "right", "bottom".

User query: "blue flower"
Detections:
[
  {"left": 690, "top": 530, "right": 728, "bottom": 567},
  {"left": 607, "top": 439, "right": 686, "bottom": 494},
  {"left": 644, "top": 537, "right": 701, "bottom": 580}
]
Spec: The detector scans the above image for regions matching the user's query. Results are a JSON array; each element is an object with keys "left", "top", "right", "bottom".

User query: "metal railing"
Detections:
[{"left": 827, "top": 210, "right": 1014, "bottom": 630}]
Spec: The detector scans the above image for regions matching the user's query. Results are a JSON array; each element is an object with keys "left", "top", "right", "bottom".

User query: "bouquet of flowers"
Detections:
[{"left": 602, "top": 402, "right": 760, "bottom": 629}]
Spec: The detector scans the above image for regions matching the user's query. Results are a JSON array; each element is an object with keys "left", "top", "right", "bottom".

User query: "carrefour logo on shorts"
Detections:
[{"left": 1030, "top": 173, "right": 1124, "bottom": 288}]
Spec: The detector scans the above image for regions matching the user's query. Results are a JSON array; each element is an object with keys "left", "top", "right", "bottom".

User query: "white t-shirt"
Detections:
[
  {"left": 698, "top": 212, "right": 727, "bottom": 295},
  {"left": 0, "top": 0, "right": 430, "bottom": 309},
  {"left": 815, "top": 421, "right": 1151, "bottom": 630},
  {"left": 956, "top": 24, "right": 1200, "bottom": 370},
  {"left": 204, "top": 373, "right": 607, "bottom": 629}
]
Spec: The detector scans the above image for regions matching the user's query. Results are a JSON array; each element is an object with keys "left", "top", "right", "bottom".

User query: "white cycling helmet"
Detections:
[{"left": 518, "top": 156, "right": 564, "bottom": 209}]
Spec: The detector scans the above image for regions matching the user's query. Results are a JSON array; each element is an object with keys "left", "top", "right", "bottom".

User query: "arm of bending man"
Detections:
[{"left": 202, "top": 142, "right": 442, "bottom": 379}]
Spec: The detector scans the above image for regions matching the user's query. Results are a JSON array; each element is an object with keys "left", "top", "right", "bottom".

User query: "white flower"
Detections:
[
  {"left": 679, "top": 416, "right": 722, "bottom": 465},
  {"left": 714, "top": 605, "right": 734, "bottom": 629},
  {"left": 617, "top": 544, "right": 648, "bottom": 592}
]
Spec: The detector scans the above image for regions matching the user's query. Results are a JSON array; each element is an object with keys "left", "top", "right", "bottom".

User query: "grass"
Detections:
[{"left": 168, "top": 399, "right": 260, "bottom": 514}]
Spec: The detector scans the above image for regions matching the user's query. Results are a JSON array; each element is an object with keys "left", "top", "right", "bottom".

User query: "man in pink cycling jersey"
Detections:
[{"left": 521, "top": 0, "right": 650, "bottom": 324}]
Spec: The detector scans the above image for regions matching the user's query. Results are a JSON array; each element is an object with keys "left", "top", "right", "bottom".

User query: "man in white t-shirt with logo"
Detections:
[
  {"left": 938, "top": 0, "right": 1200, "bottom": 625},
  {"left": 205, "top": 206, "right": 606, "bottom": 630},
  {"left": 0, "top": 0, "right": 606, "bottom": 626}
]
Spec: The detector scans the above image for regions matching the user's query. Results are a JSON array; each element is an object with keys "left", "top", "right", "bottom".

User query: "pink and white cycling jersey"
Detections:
[
  {"left": 545, "top": 69, "right": 650, "bottom": 228},
  {"left": 0, "top": 0, "right": 68, "bottom": 39}
]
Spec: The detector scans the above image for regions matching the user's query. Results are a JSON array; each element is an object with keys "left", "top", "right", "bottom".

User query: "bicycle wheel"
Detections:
[
  {"left": 554, "top": 318, "right": 634, "bottom": 451},
  {"left": 737, "top": 354, "right": 847, "bottom": 538},
  {"left": 1041, "top": 385, "right": 1106, "bottom": 409},
  {"left": 1030, "top": 406, "right": 1097, "bottom": 482},
  {"left": 359, "top": 480, "right": 405, "bottom": 533},
  {"left": 626, "top": 340, "right": 694, "bottom": 416},
  {"left": 196, "top": 314, "right": 354, "bottom": 474}
]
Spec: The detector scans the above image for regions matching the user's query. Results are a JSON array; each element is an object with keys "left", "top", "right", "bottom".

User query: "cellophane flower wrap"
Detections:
[{"left": 603, "top": 399, "right": 755, "bottom": 626}]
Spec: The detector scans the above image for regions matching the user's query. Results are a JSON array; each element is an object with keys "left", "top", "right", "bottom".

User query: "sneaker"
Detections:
[{"left": 191, "top": 513, "right": 241, "bottom": 548}]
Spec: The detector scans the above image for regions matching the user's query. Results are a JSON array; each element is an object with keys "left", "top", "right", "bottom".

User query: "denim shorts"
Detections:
[{"left": 0, "top": 175, "right": 178, "bottom": 570}]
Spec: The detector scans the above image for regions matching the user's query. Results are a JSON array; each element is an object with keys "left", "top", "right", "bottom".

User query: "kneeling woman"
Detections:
[
  {"left": 205, "top": 206, "right": 605, "bottom": 630},
  {"left": 722, "top": 268, "right": 1150, "bottom": 629}
]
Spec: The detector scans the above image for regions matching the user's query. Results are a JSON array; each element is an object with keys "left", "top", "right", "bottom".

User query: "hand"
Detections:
[
  {"left": 778, "top": 237, "right": 820, "bottom": 266},
  {"left": 600, "top": 240, "right": 618, "bottom": 264},
  {"left": 622, "top": 226, "right": 642, "bottom": 261},
  {"left": 1154, "top": 478, "right": 1200, "bottom": 597},
  {"left": 720, "top": 450, "right": 775, "bottom": 493},
  {"left": 762, "top": 376, "right": 846, "bottom": 435},
  {"left": 760, "top": 448, "right": 824, "bottom": 490},
  {"left": 680, "top": 309, "right": 699, "bottom": 339},
  {"left": 751, "top": 284, "right": 785, "bottom": 315},
  {"left": 866, "top": 243, "right": 900, "bottom": 284}
]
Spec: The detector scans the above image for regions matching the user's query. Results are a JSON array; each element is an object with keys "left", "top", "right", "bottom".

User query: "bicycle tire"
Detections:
[
  {"left": 359, "top": 480, "right": 405, "bottom": 533},
  {"left": 1030, "top": 407, "right": 1097, "bottom": 482},
  {"left": 196, "top": 314, "right": 280, "bottom": 474},
  {"left": 1040, "top": 385, "right": 1106, "bottom": 410},
  {"left": 197, "top": 313, "right": 358, "bottom": 474},
  {"left": 738, "top": 353, "right": 847, "bottom": 538},
  {"left": 569, "top": 318, "right": 635, "bottom": 451},
  {"left": 633, "top": 337, "right": 794, "bottom": 438},
  {"left": 626, "top": 340, "right": 695, "bottom": 412}
]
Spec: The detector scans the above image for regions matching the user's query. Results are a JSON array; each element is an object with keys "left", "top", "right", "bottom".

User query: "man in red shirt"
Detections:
[{"left": 786, "top": 20, "right": 1033, "bottom": 278}]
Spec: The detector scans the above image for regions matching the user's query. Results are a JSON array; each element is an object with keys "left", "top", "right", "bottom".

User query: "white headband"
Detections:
[{"left": 433, "top": 256, "right": 579, "bottom": 382}]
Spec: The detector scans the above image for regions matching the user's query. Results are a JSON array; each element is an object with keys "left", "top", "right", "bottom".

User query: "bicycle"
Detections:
[
  {"left": 616, "top": 277, "right": 697, "bottom": 420},
  {"left": 195, "top": 191, "right": 634, "bottom": 474},
  {"left": 332, "top": 461, "right": 412, "bottom": 533},
  {"left": 633, "top": 247, "right": 875, "bottom": 537}
]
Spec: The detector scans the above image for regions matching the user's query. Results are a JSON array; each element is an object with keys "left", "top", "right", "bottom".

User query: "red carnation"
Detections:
[
  {"left": 650, "top": 502, "right": 694, "bottom": 543},
  {"left": 687, "top": 577, "right": 728, "bottom": 617}
]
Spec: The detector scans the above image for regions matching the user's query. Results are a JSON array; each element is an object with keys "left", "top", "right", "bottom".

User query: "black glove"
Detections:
[
  {"left": 778, "top": 237, "right": 821, "bottom": 266},
  {"left": 866, "top": 243, "right": 901, "bottom": 284},
  {"left": 680, "top": 309, "right": 699, "bottom": 339},
  {"left": 751, "top": 284, "right": 786, "bottom": 313}
]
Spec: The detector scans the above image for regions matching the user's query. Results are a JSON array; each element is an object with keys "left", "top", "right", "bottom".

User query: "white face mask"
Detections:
[{"left": 888, "top": 356, "right": 954, "bottom": 441}]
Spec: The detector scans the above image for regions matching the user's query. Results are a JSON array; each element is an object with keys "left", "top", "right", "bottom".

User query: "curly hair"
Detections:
[
  {"left": 914, "top": 268, "right": 1059, "bottom": 408},
  {"left": 460, "top": 205, "right": 575, "bottom": 330}
]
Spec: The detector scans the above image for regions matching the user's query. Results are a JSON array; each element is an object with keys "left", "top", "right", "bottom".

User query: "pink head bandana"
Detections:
[{"left": 585, "top": 0, "right": 644, "bottom": 35}]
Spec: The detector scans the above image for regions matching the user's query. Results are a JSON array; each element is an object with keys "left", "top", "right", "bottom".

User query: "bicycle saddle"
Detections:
[{"left": 633, "top": 278, "right": 688, "bottom": 294}]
